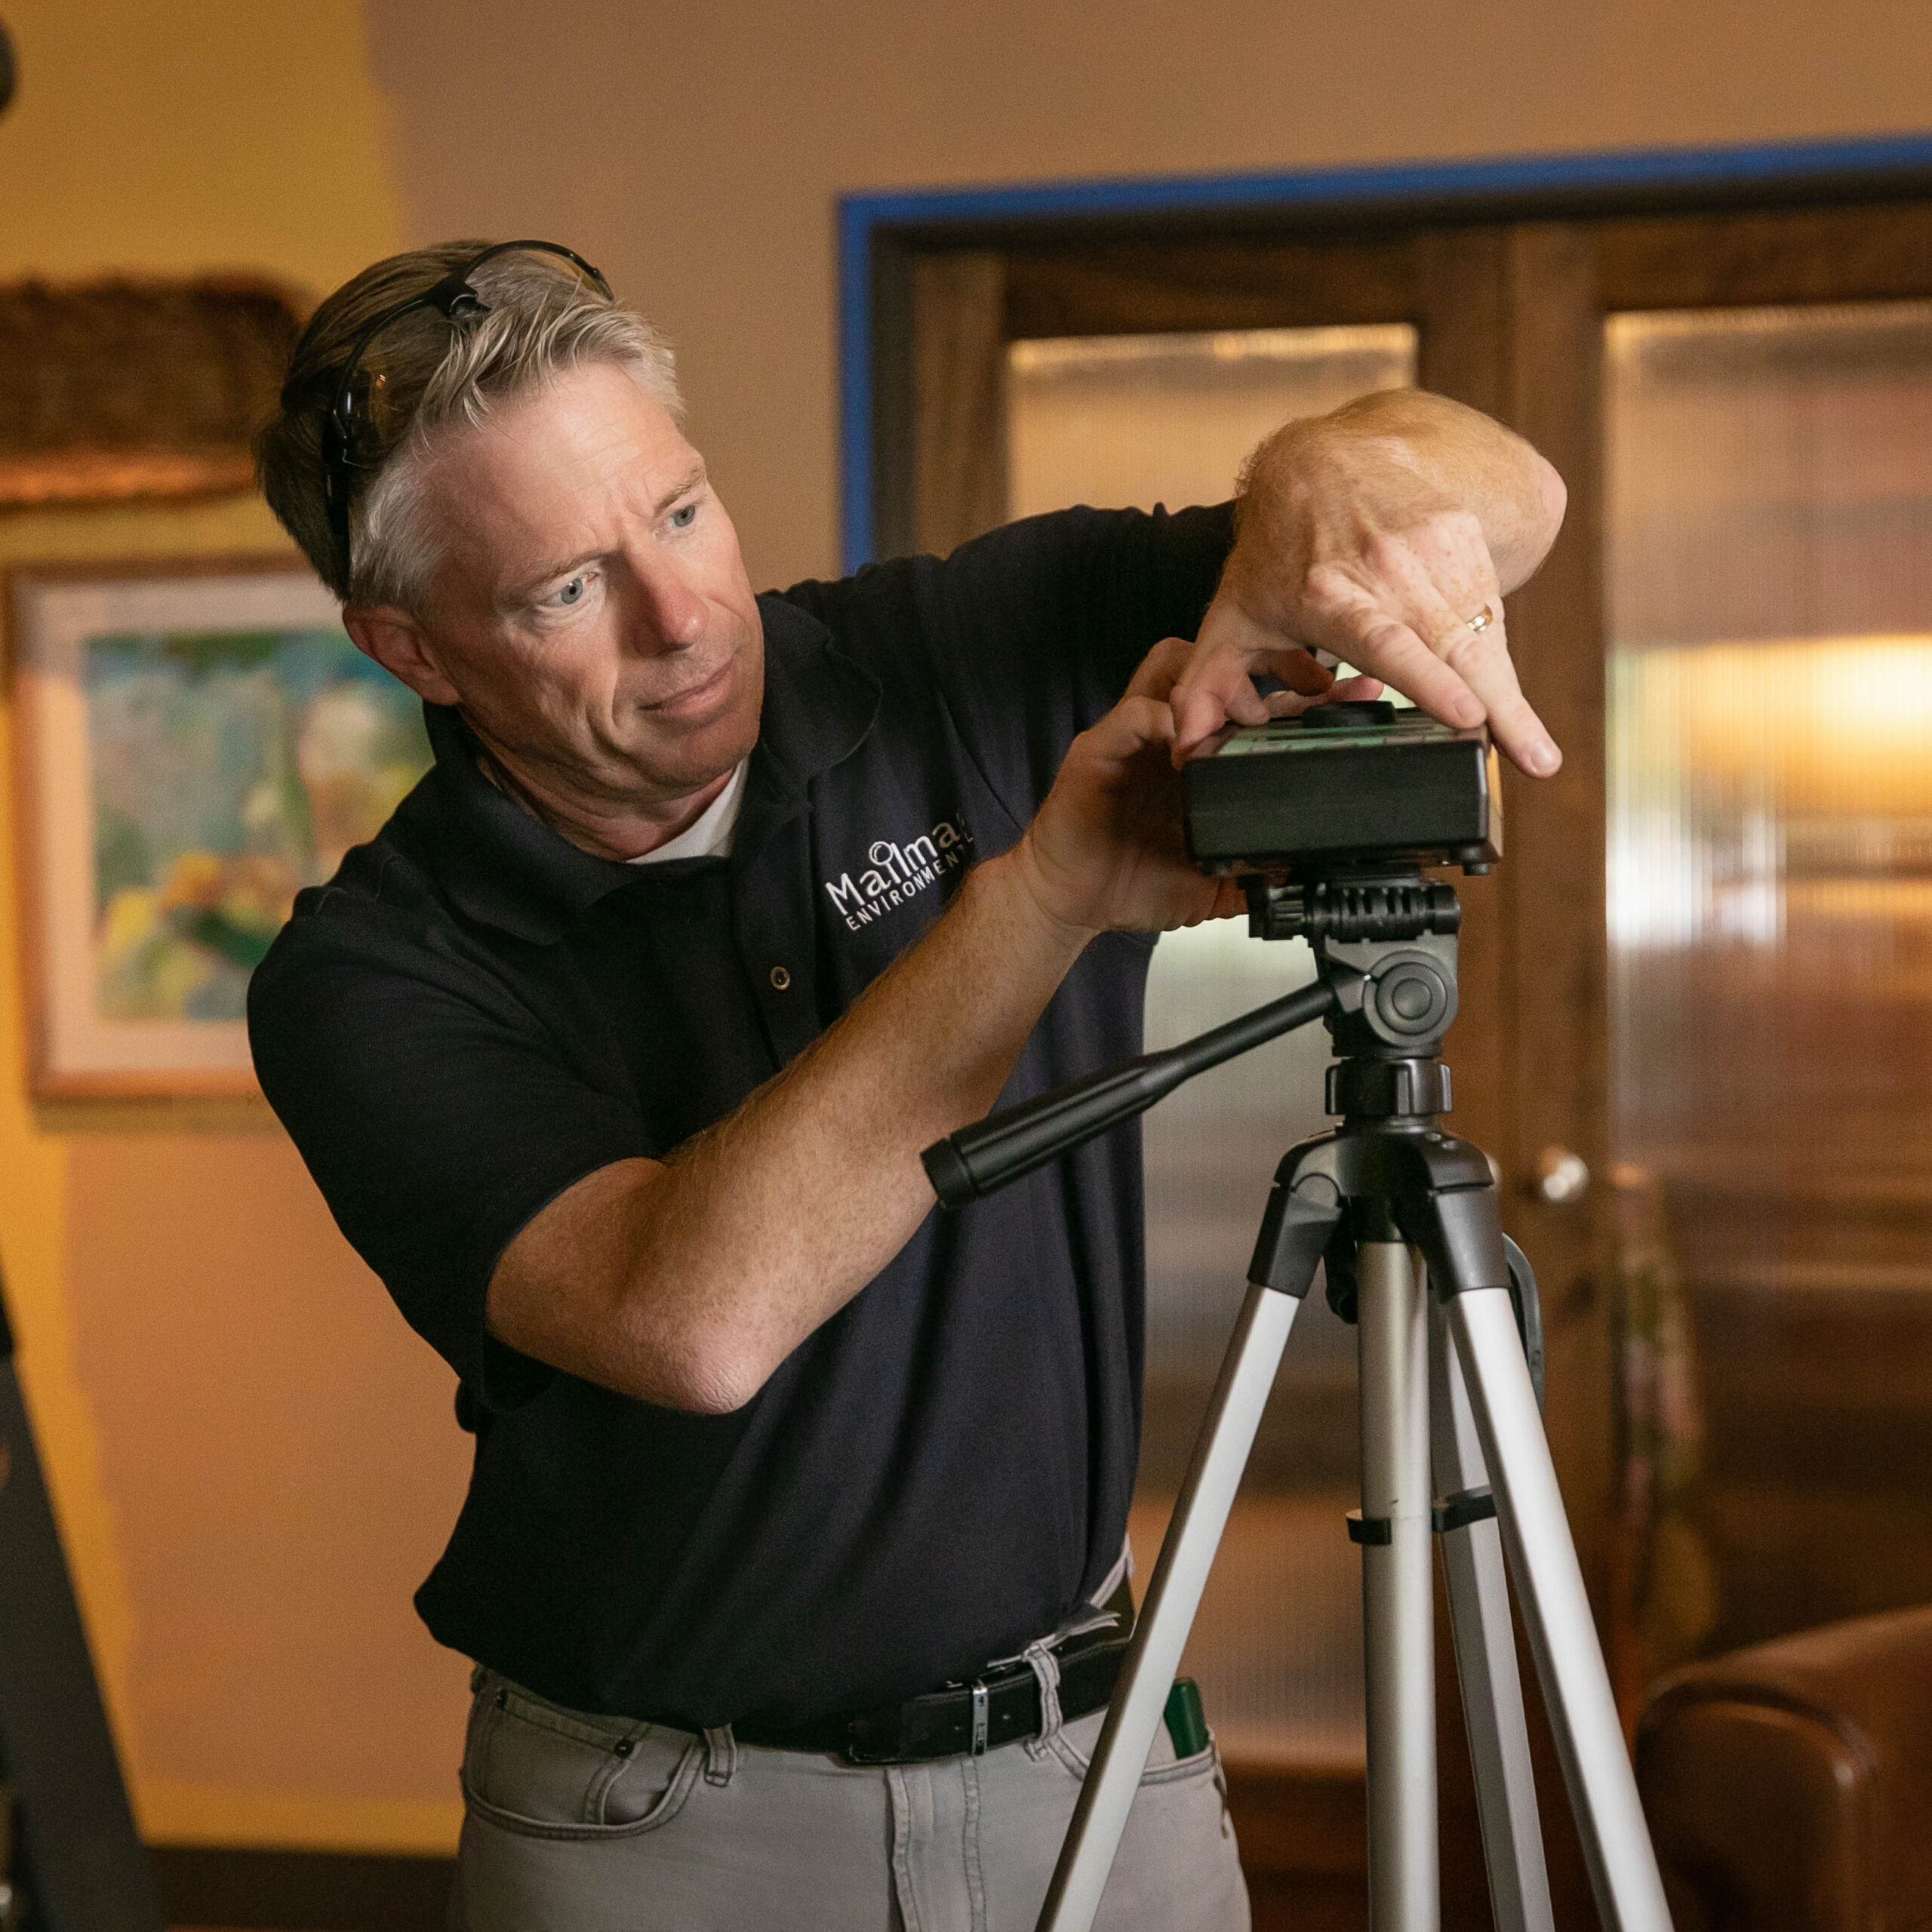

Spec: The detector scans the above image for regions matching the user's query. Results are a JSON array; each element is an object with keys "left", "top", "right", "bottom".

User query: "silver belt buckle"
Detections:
[{"left": 969, "top": 1679, "right": 989, "bottom": 1756}]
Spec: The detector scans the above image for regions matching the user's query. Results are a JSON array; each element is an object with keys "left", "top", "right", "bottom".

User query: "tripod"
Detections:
[{"left": 923, "top": 869, "right": 1673, "bottom": 1932}]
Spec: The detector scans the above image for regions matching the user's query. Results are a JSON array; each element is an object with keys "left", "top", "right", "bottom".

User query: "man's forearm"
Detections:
[{"left": 490, "top": 839, "right": 1091, "bottom": 1410}]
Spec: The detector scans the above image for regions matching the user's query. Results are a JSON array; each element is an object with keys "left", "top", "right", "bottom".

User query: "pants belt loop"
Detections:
[
  {"left": 1022, "top": 1638, "right": 1064, "bottom": 1754},
  {"left": 702, "top": 1724, "right": 738, "bottom": 1787}
]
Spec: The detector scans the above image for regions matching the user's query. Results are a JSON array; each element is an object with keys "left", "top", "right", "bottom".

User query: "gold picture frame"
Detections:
[{"left": 8, "top": 557, "right": 429, "bottom": 1098}]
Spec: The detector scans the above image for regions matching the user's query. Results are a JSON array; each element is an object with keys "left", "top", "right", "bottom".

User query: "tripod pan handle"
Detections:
[
  {"left": 924, "top": 1057, "right": 1180, "bottom": 1205},
  {"left": 923, "top": 980, "right": 1337, "bottom": 1208}
]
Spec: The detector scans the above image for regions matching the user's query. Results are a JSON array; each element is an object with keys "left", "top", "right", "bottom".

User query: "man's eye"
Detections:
[
  {"left": 668, "top": 503, "right": 698, "bottom": 531},
  {"left": 550, "top": 575, "right": 589, "bottom": 608}
]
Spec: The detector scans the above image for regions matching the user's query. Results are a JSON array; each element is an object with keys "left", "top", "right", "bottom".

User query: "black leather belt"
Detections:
[{"left": 733, "top": 1618, "right": 1131, "bottom": 1766}]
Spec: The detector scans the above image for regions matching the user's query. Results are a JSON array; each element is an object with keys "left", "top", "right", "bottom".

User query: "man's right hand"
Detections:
[
  {"left": 1011, "top": 687, "right": 1242, "bottom": 939},
  {"left": 1009, "top": 629, "right": 1391, "bottom": 937}
]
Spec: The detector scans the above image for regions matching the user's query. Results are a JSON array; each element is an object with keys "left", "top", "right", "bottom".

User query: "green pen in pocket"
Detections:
[{"left": 1162, "top": 1678, "right": 1210, "bottom": 1758}]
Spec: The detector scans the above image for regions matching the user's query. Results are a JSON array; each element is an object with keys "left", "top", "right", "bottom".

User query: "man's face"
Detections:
[{"left": 368, "top": 360, "right": 764, "bottom": 816}]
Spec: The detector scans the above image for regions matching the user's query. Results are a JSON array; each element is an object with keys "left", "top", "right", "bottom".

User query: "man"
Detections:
[{"left": 250, "top": 240, "right": 1564, "bottom": 1932}]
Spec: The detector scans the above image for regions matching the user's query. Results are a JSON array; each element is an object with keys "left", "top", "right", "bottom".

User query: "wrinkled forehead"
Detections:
[{"left": 415, "top": 364, "right": 703, "bottom": 593}]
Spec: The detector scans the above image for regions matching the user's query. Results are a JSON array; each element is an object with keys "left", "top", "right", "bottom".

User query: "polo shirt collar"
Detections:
[{"left": 405, "top": 592, "right": 879, "bottom": 944}]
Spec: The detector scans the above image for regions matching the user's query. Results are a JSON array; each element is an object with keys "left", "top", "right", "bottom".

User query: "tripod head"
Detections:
[
  {"left": 1247, "top": 866, "right": 1461, "bottom": 1124},
  {"left": 921, "top": 860, "right": 1467, "bottom": 1206},
  {"left": 1244, "top": 869, "right": 1453, "bottom": 1128}
]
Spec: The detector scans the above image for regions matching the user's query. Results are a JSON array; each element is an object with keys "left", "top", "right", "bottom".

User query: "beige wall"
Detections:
[
  {"left": 0, "top": 0, "right": 472, "bottom": 1854},
  {"left": 4, "top": 0, "right": 1931, "bottom": 1860}
]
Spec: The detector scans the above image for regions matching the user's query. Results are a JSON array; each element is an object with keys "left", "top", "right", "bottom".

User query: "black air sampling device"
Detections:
[{"left": 1181, "top": 698, "right": 1501, "bottom": 880}]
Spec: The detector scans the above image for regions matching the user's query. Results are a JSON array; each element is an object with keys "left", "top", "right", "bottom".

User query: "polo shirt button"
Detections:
[{"left": 769, "top": 966, "right": 792, "bottom": 991}]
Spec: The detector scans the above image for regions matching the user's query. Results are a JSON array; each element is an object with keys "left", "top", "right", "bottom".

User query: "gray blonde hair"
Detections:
[{"left": 256, "top": 242, "right": 681, "bottom": 608}]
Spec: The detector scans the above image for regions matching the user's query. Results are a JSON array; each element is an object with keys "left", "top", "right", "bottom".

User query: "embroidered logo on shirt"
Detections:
[{"left": 823, "top": 814, "right": 975, "bottom": 929}]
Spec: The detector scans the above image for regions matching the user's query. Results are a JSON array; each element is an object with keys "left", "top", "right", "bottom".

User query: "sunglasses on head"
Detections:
[{"left": 318, "top": 239, "right": 613, "bottom": 573}]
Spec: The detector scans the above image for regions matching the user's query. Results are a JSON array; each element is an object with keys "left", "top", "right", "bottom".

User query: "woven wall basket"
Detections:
[{"left": 0, "top": 276, "right": 306, "bottom": 507}]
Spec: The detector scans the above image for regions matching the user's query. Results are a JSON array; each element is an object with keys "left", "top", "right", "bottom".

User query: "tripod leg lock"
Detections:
[
  {"left": 1247, "top": 1172, "right": 1343, "bottom": 1297},
  {"left": 1432, "top": 1486, "right": 1498, "bottom": 1535},
  {"left": 1348, "top": 1494, "right": 1499, "bottom": 1543},
  {"left": 1345, "top": 1509, "right": 1392, "bottom": 1546}
]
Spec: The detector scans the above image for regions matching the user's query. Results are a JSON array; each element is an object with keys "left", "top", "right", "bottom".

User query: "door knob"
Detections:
[{"left": 1534, "top": 1146, "right": 1590, "bottom": 1204}]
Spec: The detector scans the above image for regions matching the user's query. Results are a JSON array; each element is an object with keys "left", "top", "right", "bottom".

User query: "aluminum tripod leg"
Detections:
[
  {"left": 1355, "top": 1243, "right": 1437, "bottom": 1932},
  {"left": 1427, "top": 1300, "right": 1554, "bottom": 1932},
  {"left": 1447, "top": 1288, "right": 1673, "bottom": 1932},
  {"left": 1035, "top": 1279, "right": 1303, "bottom": 1932}
]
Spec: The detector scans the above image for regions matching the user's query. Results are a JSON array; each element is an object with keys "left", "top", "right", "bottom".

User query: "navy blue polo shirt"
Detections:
[{"left": 249, "top": 503, "right": 1235, "bottom": 1729}]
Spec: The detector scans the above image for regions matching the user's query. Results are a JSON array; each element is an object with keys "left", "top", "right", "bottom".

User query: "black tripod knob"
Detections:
[{"left": 1367, "top": 952, "right": 1455, "bottom": 1044}]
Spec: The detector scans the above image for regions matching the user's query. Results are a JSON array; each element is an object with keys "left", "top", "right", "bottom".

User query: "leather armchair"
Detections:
[{"left": 1635, "top": 1604, "right": 1932, "bottom": 1932}]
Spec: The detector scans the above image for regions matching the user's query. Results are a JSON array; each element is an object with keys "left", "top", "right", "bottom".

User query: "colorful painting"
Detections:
[{"left": 11, "top": 561, "right": 432, "bottom": 1097}]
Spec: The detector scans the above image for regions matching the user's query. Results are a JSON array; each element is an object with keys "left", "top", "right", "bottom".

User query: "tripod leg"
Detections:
[
  {"left": 1427, "top": 1300, "right": 1554, "bottom": 1932},
  {"left": 1035, "top": 1279, "right": 1303, "bottom": 1932},
  {"left": 1355, "top": 1241, "right": 1438, "bottom": 1932},
  {"left": 1447, "top": 1287, "right": 1673, "bottom": 1932}
]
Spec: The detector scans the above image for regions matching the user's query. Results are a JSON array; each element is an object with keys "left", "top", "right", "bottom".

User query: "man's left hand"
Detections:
[{"left": 1168, "top": 390, "right": 1567, "bottom": 777}]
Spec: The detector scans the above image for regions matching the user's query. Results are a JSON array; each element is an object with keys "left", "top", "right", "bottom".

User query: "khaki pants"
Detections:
[{"left": 451, "top": 1669, "right": 1252, "bottom": 1931}]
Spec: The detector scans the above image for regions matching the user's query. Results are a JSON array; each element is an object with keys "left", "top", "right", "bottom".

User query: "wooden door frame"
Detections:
[
  {"left": 848, "top": 154, "right": 1932, "bottom": 1930},
  {"left": 841, "top": 132, "right": 1932, "bottom": 572}
]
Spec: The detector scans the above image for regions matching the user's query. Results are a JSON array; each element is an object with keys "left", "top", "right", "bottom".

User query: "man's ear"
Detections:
[{"left": 342, "top": 605, "right": 463, "bottom": 707}]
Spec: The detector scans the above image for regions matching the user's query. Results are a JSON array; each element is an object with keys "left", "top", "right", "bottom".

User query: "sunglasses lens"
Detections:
[
  {"left": 336, "top": 306, "right": 445, "bottom": 461},
  {"left": 331, "top": 245, "right": 609, "bottom": 486},
  {"left": 338, "top": 370, "right": 395, "bottom": 464}
]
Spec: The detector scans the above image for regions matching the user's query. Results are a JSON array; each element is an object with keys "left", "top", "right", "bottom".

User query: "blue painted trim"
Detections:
[
  {"left": 837, "top": 195, "right": 879, "bottom": 578},
  {"left": 838, "top": 132, "right": 1932, "bottom": 571}
]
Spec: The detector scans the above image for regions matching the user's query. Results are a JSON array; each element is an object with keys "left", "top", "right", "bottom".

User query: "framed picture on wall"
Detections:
[{"left": 7, "top": 558, "right": 432, "bottom": 1098}]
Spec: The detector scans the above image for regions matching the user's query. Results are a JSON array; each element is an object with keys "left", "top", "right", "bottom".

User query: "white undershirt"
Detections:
[{"left": 626, "top": 760, "right": 750, "bottom": 866}]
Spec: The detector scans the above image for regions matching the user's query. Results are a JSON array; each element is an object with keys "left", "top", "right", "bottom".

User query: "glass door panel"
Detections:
[
  {"left": 1606, "top": 303, "right": 1932, "bottom": 1654},
  {"left": 1008, "top": 324, "right": 1414, "bottom": 1761},
  {"left": 1008, "top": 326, "right": 1417, "bottom": 520}
]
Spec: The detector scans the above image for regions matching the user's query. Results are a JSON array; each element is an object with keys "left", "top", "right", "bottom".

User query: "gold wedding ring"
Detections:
[{"left": 1465, "top": 605, "right": 1495, "bottom": 635}]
